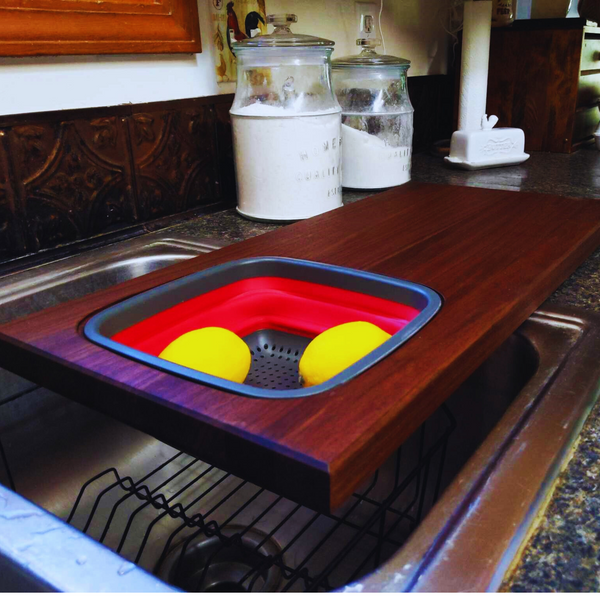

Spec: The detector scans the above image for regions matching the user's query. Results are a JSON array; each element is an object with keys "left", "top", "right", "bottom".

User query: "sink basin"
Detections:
[
  {"left": 0, "top": 232, "right": 224, "bottom": 325},
  {"left": 0, "top": 230, "right": 599, "bottom": 592},
  {"left": 360, "top": 307, "right": 600, "bottom": 592}
]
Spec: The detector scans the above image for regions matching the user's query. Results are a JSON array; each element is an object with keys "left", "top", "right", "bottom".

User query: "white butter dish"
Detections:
[{"left": 445, "top": 119, "right": 529, "bottom": 171}]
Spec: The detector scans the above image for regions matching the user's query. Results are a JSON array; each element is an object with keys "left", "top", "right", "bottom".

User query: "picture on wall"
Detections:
[{"left": 211, "top": 0, "right": 267, "bottom": 83}]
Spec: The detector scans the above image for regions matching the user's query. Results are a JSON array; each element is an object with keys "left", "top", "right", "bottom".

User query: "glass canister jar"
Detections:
[
  {"left": 332, "top": 40, "right": 413, "bottom": 190},
  {"left": 230, "top": 15, "right": 342, "bottom": 222}
]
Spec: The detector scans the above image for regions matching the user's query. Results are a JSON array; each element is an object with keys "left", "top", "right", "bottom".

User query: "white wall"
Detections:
[
  {"left": 0, "top": 0, "right": 449, "bottom": 116},
  {"left": 269, "top": 0, "right": 448, "bottom": 77}
]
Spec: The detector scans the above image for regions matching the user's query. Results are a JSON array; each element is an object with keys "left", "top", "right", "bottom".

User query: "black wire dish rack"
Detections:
[{"left": 61, "top": 403, "right": 456, "bottom": 593}]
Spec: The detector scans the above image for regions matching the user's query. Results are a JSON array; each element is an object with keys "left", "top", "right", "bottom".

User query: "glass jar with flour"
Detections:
[
  {"left": 332, "top": 39, "right": 413, "bottom": 190},
  {"left": 231, "top": 14, "right": 342, "bottom": 222}
]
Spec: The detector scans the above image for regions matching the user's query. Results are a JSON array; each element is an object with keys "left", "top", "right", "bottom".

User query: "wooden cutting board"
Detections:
[{"left": 2, "top": 182, "right": 600, "bottom": 512}]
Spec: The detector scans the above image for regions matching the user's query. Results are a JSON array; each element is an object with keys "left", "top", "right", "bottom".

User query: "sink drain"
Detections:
[{"left": 157, "top": 526, "right": 283, "bottom": 592}]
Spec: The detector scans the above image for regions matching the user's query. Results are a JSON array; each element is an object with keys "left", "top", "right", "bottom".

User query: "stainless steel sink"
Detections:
[
  {"left": 0, "top": 232, "right": 224, "bottom": 325},
  {"left": 0, "top": 230, "right": 599, "bottom": 592}
]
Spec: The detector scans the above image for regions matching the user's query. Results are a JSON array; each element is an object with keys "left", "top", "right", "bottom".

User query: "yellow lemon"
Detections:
[
  {"left": 299, "top": 321, "right": 391, "bottom": 387},
  {"left": 159, "top": 327, "right": 251, "bottom": 384}
]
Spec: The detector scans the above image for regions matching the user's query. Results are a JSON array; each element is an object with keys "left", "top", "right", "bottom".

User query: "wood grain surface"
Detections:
[
  {"left": 2, "top": 182, "right": 600, "bottom": 512},
  {"left": 486, "top": 25, "right": 587, "bottom": 153},
  {"left": 0, "top": 0, "right": 201, "bottom": 56}
]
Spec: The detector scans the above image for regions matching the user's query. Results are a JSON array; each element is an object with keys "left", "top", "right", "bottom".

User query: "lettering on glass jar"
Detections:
[
  {"left": 387, "top": 147, "right": 412, "bottom": 160},
  {"left": 296, "top": 163, "right": 341, "bottom": 183},
  {"left": 299, "top": 137, "right": 342, "bottom": 162}
]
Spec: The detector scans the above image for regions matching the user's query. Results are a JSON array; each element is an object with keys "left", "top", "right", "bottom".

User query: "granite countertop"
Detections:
[{"left": 164, "top": 148, "right": 600, "bottom": 592}]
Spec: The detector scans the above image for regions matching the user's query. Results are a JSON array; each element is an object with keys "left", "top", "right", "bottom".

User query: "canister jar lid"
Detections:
[
  {"left": 332, "top": 39, "right": 410, "bottom": 68},
  {"left": 233, "top": 14, "right": 335, "bottom": 49}
]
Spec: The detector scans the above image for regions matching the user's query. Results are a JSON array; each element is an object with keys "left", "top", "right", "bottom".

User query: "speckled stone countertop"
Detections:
[{"left": 165, "top": 149, "right": 600, "bottom": 592}]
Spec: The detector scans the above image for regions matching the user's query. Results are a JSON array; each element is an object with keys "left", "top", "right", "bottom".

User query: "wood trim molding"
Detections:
[{"left": 0, "top": 0, "right": 201, "bottom": 56}]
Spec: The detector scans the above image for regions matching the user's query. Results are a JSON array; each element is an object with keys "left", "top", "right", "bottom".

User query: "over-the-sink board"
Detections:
[{"left": 1, "top": 182, "right": 600, "bottom": 513}]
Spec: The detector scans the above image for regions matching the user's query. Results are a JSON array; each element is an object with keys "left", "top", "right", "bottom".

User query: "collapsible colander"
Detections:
[{"left": 84, "top": 257, "right": 442, "bottom": 398}]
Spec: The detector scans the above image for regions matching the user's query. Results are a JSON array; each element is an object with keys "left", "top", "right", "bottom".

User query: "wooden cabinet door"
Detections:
[{"left": 0, "top": 0, "right": 201, "bottom": 56}]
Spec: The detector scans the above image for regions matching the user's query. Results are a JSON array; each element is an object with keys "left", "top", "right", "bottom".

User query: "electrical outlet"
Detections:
[{"left": 355, "top": 1, "right": 379, "bottom": 39}]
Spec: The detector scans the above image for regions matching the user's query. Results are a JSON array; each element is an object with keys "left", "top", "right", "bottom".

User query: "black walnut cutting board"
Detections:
[{"left": 1, "top": 182, "right": 600, "bottom": 512}]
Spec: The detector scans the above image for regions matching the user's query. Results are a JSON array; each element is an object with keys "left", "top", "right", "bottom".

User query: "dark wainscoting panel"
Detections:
[
  {"left": 0, "top": 75, "right": 451, "bottom": 262},
  {"left": 0, "top": 95, "right": 235, "bottom": 262}
]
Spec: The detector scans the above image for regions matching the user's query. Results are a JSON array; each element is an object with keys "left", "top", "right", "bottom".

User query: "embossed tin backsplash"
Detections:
[{"left": 0, "top": 95, "right": 236, "bottom": 262}]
